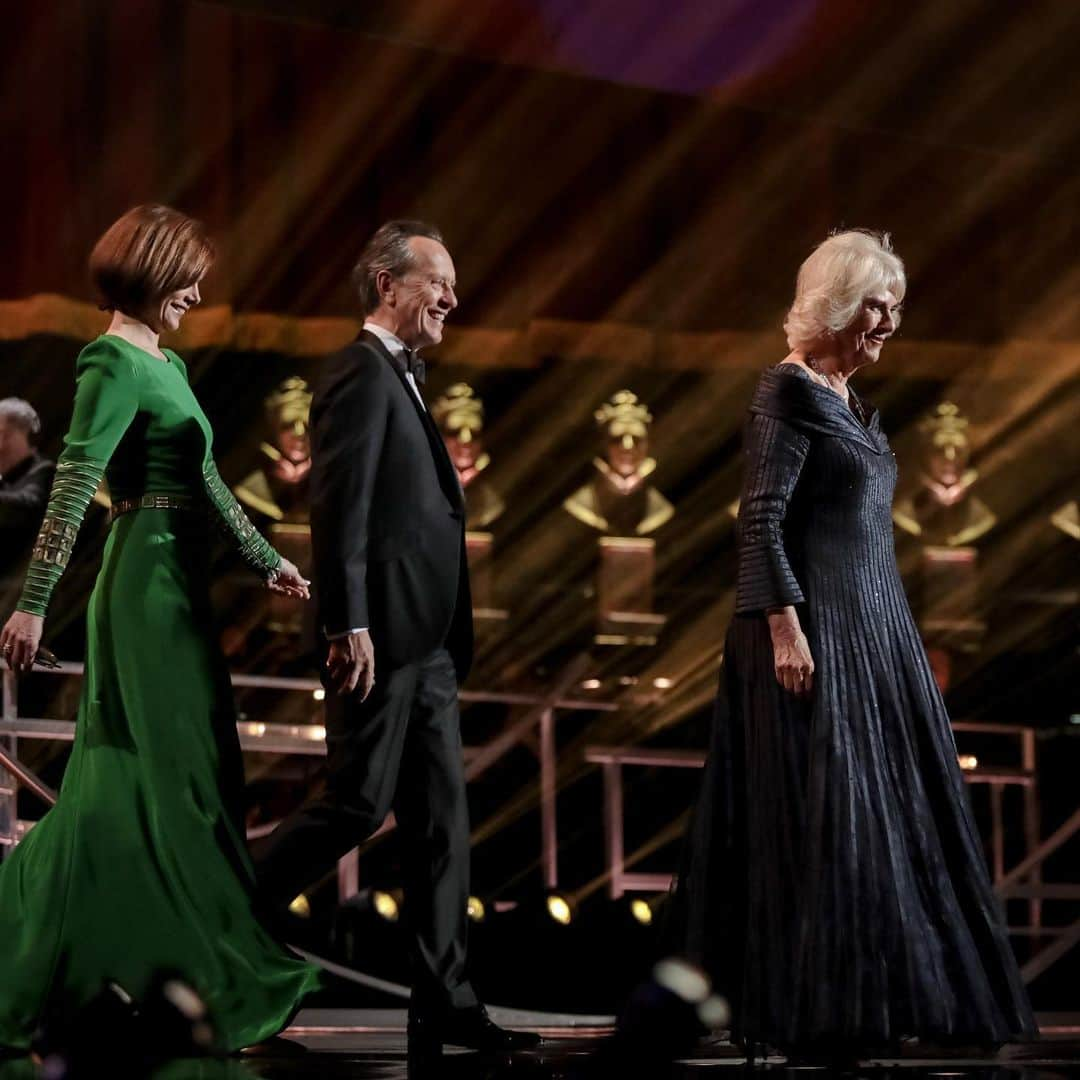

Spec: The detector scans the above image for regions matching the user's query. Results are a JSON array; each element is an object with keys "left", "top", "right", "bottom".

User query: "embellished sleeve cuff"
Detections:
[
  {"left": 203, "top": 462, "right": 282, "bottom": 579},
  {"left": 17, "top": 457, "right": 107, "bottom": 617}
]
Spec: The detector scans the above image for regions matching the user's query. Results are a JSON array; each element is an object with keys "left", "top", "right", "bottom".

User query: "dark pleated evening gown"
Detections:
[{"left": 670, "top": 364, "right": 1035, "bottom": 1050}]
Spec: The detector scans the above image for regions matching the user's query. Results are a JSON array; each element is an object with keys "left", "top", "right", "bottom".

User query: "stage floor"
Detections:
[
  {"left": 229, "top": 1009, "right": 1080, "bottom": 1079},
  {"left": 5, "top": 1010, "right": 1078, "bottom": 1078}
]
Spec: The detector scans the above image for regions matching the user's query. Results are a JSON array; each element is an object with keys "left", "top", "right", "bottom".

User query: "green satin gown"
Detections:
[{"left": 0, "top": 335, "right": 321, "bottom": 1052}]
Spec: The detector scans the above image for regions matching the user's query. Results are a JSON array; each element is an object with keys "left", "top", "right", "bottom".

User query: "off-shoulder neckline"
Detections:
[
  {"left": 768, "top": 362, "right": 876, "bottom": 429},
  {"left": 773, "top": 360, "right": 833, "bottom": 390},
  {"left": 769, "top": 362, "right": 873, "bottom": 430}
]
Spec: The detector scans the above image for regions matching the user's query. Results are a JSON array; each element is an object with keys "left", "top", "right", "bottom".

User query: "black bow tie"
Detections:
[{"left": 395, "top": 347, "right": 425, "bottom": 387}]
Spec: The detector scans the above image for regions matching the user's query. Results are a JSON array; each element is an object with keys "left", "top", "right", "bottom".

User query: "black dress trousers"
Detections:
[{"left": 254, "top": 646, "right": 477, "bottom": 1011}]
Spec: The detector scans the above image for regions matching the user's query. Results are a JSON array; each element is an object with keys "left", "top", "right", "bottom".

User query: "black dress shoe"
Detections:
[{"left": 408, "top": 1004, "right": 542, "bottom": 1053}]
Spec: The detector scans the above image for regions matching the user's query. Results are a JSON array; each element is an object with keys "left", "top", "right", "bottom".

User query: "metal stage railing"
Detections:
[{"left": 0, "top": 657, "right": 614, "bottom": 895}]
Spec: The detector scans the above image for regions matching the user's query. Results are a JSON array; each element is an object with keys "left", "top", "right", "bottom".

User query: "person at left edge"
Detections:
[
  {"left": 0, "top": 204, "right": 322, "bottom": 1053},
  {"left": 0, "top": 398, "right": 55, "bottom": 576}
]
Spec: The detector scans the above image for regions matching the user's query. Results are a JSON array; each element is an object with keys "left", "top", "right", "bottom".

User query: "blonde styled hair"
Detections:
[{"left": 783, "top": 230, "right": 906, "bottom": 350}]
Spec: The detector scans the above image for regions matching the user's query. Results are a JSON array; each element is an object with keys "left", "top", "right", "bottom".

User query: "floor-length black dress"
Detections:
[{"left": 671, "top": 364, "right": 1035, "bottom": 1050}]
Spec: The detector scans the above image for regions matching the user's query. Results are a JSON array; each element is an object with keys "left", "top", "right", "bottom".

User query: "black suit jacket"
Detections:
[
  {"left": 0, "top": 452, "right": 55, "bottom": 572},
  {"left": 310, "top": 331, "right": 473, "bottom": 680}
]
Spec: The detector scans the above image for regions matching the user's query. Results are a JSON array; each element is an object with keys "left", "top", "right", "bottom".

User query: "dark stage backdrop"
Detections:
[{"left": 2, "top": 0, "right": 1080, "bottom": 341}]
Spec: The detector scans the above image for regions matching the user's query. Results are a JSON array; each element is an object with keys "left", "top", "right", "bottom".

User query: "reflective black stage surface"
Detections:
[
  {"left": 241, "top": 1040, "right": 1080, "bottom": 1080},
  {"left": 4, "top": 1012, "right": 1079, "bottom": 1079},
  {"left": 241, "top": 1037, "right": 1080, "bottom": 1080}
]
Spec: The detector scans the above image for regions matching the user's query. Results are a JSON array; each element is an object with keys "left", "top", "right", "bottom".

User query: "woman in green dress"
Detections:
[{"left": 0, "top": 205, "right": 322, "bottom": 1052}]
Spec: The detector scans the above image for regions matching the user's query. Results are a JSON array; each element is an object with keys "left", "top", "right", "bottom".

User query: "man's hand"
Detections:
[{"left": 326, "top": 629, "right": 375, "bottom": 699}]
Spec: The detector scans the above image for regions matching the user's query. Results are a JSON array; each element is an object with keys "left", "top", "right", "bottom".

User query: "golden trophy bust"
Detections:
[
  {"left": 892, "top": 402, "right": 996, "bottom": 547},
  {"left": 431, "top": 383, "right": 504, "bottom": 530},
  {"left": 228, "top": 377, "right": 313, "bottom": 647},
  {"left": 564, "top": 390, "right": 673, "bottom": 645},
  {"left": 234, "top": 377, "right": 313, "bottom": 526},
  {"left": 562, "top": 390, "right": 674, "bottom": 537},
  {"left": 894, "top": 402, "right": 995, "bottom": 659},
  {"left": 431, "top": 383, "right": 505, "bottom": 619}
]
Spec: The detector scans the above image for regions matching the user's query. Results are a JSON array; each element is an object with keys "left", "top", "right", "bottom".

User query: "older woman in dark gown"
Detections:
[{"left": 673, "top": 231, "right": 1035, "bottom": 1054}]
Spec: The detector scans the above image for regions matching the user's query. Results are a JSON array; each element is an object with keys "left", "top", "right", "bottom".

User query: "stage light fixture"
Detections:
[
  {"left": 958, "top": 754, "right": 978, "bottom": 771},
  {"left": 698, "top": 994, "right": 729, "bottom": 1029},
  {"left": 287, "top": 893, "right": 311, "bottom": 918},
  {"left": 630, "top": 898, "right": 653, "bottom": 926},
  {"left": 150, "top": 976, "right": 217, "bottom": 1056},
  {"left": 652, "top": 677, "right": 674, "bottom": 690},
  {"left": 653, "top": 958, "right": 731, "bottom": 1031},
  {"left": 546, "top": 893, "right": 574, "bottom": 925},
  {"left": 467, "top": 896, "right": 487, "bottom": 923},
  {"left": 373, "top": 890, "right": 400, "bottom": 922},
  {"left": 591, "top": 958, "right": 730, "bottom": 1071},
  {"left": 312, "top": 688, "right": 326, "bottom": 701},
  {"left": 581, "top": 678, "right": 602, "bottom": 690}
]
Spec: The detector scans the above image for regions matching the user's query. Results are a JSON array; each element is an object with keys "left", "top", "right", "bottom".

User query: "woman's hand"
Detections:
[
  {"left": 767, "top": 606, "right": 814, "bottom": 697},
  {"left": 0, "top": 611, "right": 45, "bottom": 675},
  {"left": 267, "top": 558, "right": 311, "bottom": 600}
]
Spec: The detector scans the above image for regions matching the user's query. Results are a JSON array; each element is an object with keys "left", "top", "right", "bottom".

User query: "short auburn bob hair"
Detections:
[{"left": 89, "top": 204, "right": 214, "bottom": 314}]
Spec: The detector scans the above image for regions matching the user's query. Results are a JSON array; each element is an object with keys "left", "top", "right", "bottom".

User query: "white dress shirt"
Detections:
[{"left": 363, "top": 321, "right": 426, "bottom": 410}]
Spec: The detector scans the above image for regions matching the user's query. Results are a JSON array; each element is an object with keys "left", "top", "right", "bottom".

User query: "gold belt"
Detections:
[{"left": 109, "top": 494, "right": 201, "bottom": 522}]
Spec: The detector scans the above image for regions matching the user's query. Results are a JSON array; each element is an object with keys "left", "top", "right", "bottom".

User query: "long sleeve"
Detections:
[
  {"left": 18, "top": 347, "right": 140, "bottom": 616},
  {"left": 310, "top": 361, "right": 387, "bottom": 637},
  {"left": 734, "top": 412, "right": 811, "bottom": 616},
  {"left": 202, "top": 462, "right": 281, "bottom": 579}
]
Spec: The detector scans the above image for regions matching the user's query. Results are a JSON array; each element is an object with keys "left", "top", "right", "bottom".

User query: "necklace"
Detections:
[
  {"left": 805, "top": 354, "right": 845, "bottom": 397},
  {"left": 805, "top": 354, "right": 865, "bottom": 423}
]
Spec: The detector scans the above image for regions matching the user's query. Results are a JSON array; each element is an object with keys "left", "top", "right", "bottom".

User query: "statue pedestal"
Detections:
[
  {"left": 920, "top": 544, "right": 984, "bottom": 652},
  {"left": 267, "top": 522, "right": 311, "bottom": 634},
  {"left": 466, "top": 530, "right": 507, "bottom": 624},
  {"left": 595, "top": 536, "right": 665, "bottom": 646}
]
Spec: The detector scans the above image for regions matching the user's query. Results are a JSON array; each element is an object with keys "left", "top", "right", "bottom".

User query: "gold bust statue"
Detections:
[
  {"left": 563, "top": 390, "right": 674, "bottom": 536},
  {"left": 225, "top": 378, "right": 314, "bottom": 648},
  {"left": 893, "top": 402, "right": 996, "bottom": 546},
  {"left": 431, "top": 383, "right": 505, "bottom": 530},
  {"left": 234, "top": 377, "right": 313, "bottom": 525}
]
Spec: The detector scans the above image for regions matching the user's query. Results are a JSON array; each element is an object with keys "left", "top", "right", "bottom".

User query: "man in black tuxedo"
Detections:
[
  {"left": 0, "top": 399, "right": 54, "bottom": 579},
  {"left": 255, "top": 221, "right": 538, "bottom": 1057}
]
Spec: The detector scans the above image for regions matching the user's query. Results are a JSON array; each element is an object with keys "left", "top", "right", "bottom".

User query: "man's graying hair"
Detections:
[
  {"left": 0, "top": 398, "right": 42, "bottom": 443},
  {"left": 352, "top": 220, "right": 445, "bottom": 316}
]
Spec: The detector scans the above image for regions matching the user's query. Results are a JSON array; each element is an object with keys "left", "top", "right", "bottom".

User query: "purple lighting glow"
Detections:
[{"left": 526, "top": 0, "right": 823, "bottom": 94}]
